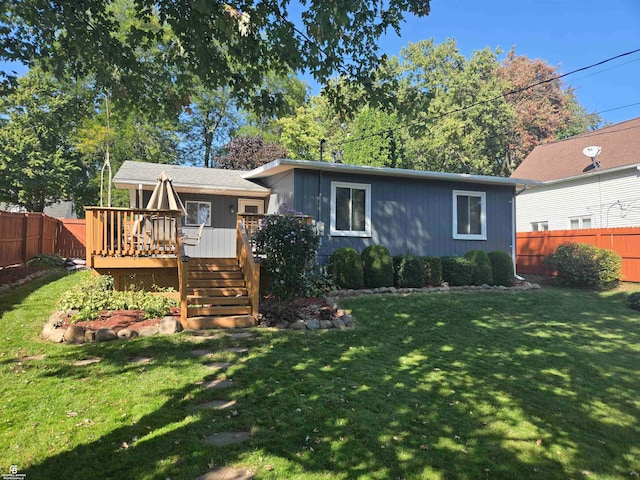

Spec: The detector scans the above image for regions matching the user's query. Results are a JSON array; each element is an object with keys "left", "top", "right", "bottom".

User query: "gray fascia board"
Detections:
[
  {"left": 244, "top": 158, "right": 540, "bottom": 189},
  {"left": 534, "top": 162, "right": 640, "bottom": 187}
]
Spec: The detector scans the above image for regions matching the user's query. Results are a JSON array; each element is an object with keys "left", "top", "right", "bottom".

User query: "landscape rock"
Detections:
[
  {"left": 342, "top": 314, "right": 354, "bottom": 327},
  {"left": 332, "top": 318, "right": 346, "bottom": 329},
  {"left": 290, "top": 320, "right": 307, "bottom": 331},
  {"left": 305, "top": 318, "right": 321, "bottom": 330},
  {"left": 138, "top": 325, "right": 159, "bottom": 337},
  {"left": 84, "top": 329, "right": 96, "bottom": 343},
  {"left": 320, "top": 320, "right": 334, "bottom": 329},
  {"left": 159, "top": 316, "right": 182, "bottom": 335},
  {"left": 275, "top": 321, "right": 290, "bottom": 329},
  {"left": 64, "top": 325, "right": 86, "bottom": 344},
  {"left": 47, "top": 311, "right": 67, "bottom": 326},
  {"left": 95, "top": 328, "right": 118, "bottom": 342},
  {"left": 117, "top": 328, "right": 138, "bottom": 339},
  {"left": 48, "top": 328, "right": 65, "bottom": 343},
  {"left": 42, "top": 320, "right": 62, "bottom": 339}
]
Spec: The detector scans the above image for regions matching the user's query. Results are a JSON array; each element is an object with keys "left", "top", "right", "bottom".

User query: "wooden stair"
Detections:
[{"left": 183, "top": 258, "right": 256, "bottom": 329}]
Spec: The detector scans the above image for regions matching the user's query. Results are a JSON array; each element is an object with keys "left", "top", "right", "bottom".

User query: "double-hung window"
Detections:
[
  {"left": 453, "top": 190, "right": 486, "bottom": 240},
  {"left": 569, "top": 216, "right": 592, "bottom": 229},
  {"left": 330, "top": 181, "right": 371, "bottom": 237},
  {"left": 185, "top": 201, "right": 211, "bottom": 226}
]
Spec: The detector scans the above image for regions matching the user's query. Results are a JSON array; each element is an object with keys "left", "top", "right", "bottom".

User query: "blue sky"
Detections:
[{"left": 362, "top": 0, "right": 640, "bottom": 125}]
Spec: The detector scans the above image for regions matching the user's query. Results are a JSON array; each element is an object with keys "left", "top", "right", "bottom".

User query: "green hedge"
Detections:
[
  {"left": 545, "top": 242, "right": 622, "bottom": 290},
  {"left": 488, "top": 250, "right": 515, "bottom": 286},
  {"left": 328, "top": 247, "right": 364, "bottom": 289},
  {"left": 395, "top": 255, "right": 425, "bottom": 288},
  {"left": 422, "top": 256, "right": 443, "bottom": 286},
  {"left": 361, "top": 245, "right": 394, "bottom": 288},
  {"left": 464, "top": 250, "right": 493, "bottom": 285},
  {"left": 441, "top": 256, "right": 473, "bottom": 286}
]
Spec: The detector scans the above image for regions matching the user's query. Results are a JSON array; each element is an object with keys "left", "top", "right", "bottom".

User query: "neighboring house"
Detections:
[
  {"left": 511, "top": 117, "right": 640, "bottom": 232},
  {"left": 0, "top": 200, "right": 77, "bottom": 219},
  {"left": 114, "top": 159, "right": 535, "bottom": 263}
]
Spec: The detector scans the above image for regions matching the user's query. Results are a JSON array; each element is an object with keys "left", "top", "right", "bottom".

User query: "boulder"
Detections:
[
  {"left": 64, "top": 325, "right": 86, "bottom": 344},
  {"left": 305, "top": 319, "right": 321, "bottom": 330},
  {"left": 332, "top": 318, "right": 346, "bottom": 330},
  {"left": 42, "top": 320, "right": 61, "bottom": 339},
  {"left": 47, "top": 328, "right": 65, "bottom": 343},
  {"left": 84, "top": 329, "right": 96, "bottom": 343},
  {"left": 159, "top": 316, "right": 183, "bottom": 335},
  {"left": 47, "top": 311, "right": 67, "bottom": 326},
  {"left": 95, "top": 328, "right": 118, "bottom": 342},
  {"left": 117, "top": 329, "right": 138, "bottom": 339},
  {"left": 138, "top": 325, "right": 159, "bottom": 337},
  {"left": 319, "top": 320, "right": 334, "bottom": 329},
  {"left": 342, "top": 314, "right": 354, "bottom": 327},
  {"left": 289, "top": 320, "right": 307, "bottom": 331}
]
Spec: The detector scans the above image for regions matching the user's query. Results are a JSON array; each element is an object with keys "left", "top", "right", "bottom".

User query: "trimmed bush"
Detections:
[
  {"left": 626, "top": 292, "right": 640, "bottom": 311},
  {"left": 464, "top": 250, "right": 493, "bottom": 285},
  {"left": 441, "top": 256, "right": 473, "bottom": 286},
  {"left": 361, "top": 245, "right": 394, "bottom": 288},
  {"left": 488, "top": 250, "right": 515, "bottom": 287},
  {"left": 393, "top": 255, "right": 404, "bottom": 286},
  {"left": 328, "top": 247, "right": 364, "bottom": 289},
  {"left": 422, "top": 256, "right": 443, "bottom": 286},
  {"left": 545, "top": 242, "right": 622, "bottom": 290},
  {"left": 396, "top": 255, "right": 426, "bottom": 288}
]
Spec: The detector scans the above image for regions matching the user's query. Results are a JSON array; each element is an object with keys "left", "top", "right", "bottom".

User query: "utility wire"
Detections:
[{"left": 329, "top": 47, "right": 640, "bottom": 149}]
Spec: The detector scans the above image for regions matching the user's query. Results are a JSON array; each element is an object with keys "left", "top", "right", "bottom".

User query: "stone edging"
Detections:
[
  {"left": 0, "top": 269, "right": 52, "bottom": 293},
  {"left": 325, "top": 282, "right": 541, "bottom": 298}
]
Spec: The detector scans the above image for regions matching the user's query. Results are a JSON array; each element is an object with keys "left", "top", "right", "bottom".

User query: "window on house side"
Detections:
[
  {"left": 569, "top": 216, "right": 592, "bottom": 230},
  {"left": 185, "top": 201, "right": 211, "bottom": 226},
  {"left": 531, "top": 221, "right": 549, "bottom": 232},
  {"left": 453, "top": 190, "right": 487, "bottom": 240},
  {"left": 330, "top": 182, "right": 371, "bottom": 237}
]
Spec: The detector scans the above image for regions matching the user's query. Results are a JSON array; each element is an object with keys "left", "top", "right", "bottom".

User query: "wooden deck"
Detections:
[{"left": 85, "top": 207, "right": 261, "bottom": 328}]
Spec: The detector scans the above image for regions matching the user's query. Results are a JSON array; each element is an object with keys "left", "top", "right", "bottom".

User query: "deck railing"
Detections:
[
  {"left": 238, "top": 213, "right": 313, "bottom": 240},
  {"left": 85, "top": 207, "right": 182, "bottom": 267},
  {"left": 236, "top": 218, "right": 260, "bottom": 318}
]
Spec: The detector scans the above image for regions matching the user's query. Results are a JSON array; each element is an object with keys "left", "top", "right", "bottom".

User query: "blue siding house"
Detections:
[{"left": 115, "top": 159, "right": 535, "bottom": 264}]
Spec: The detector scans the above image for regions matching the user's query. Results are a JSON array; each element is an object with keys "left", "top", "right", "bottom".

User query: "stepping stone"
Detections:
[
  {"left": 198, "top": 379, "right": 233, "bottom": 389},
  {"left": 229, "top": 332, "right": 253, "bottom": 339},
  {"left": 191, "top": 349, "right": 215, "bottom": 357},
  {"left": 73, "top": 357, "right": 101, "bottom": 366},
  {"left": 129, "top": 356, "right": 152, "bottom": 364},
  {"left": 225, "top": 347, "right": 249, "bottom": 354},
  {"left": 203, "top": 431, "right": 251, "bottom": 446},
  {"left": 197, "top": 400, "right": 236, "bottom": 410},
  {"left": 194, "top": 466, "right": 254, "bottom": 480},
  {"left": 205, "top": 362, "right": 233, "bottom": 370},
  {"left": 14, "top": 354, "right": 46, "bottom": 362}
]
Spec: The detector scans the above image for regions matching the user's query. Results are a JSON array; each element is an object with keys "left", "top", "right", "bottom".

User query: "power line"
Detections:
[
  {"left": 329, "top": 47, "right": 640, "bottom": 149},
  {"left": 593, "top": 101, "right": 640, "bottom": 115}
]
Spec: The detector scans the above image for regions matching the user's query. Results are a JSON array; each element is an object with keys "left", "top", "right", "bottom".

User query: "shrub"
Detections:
[
  {"left": 361, "top": 245, "right": 394, "bottom": 288},
  {"left": 27, "top": 254, "right": 65, "bottom": 268},
  {"left": 626, "top": 292, "right": 640, "bottom": 311},
  {"left": 545, "top": 242, "right": 622, "bottom": 290},
  {"left": 422, "top": 256, "right": 443, "bottom": 286},
  {"left": 328, "top": 248, "right": 364, "bottom": 289},
  {"left": 393, "top": 255, "right": 404, "bottom": 286},
  {"left": 58, "top": 271, "right": 177, "bottom": 321},
  {"left": 253, "top": 211, "right": 320, "bottom": 299},
  {"left": 464, "top": 250, "right": 493, "bottom": 285},
  {"left": 396, "top": 255, "right": 425, "bottom": 288},
  {"left": 301, "top": 268, "right": 336, "bottom": 297},
  {"left": 441, "top": 256, "right": 473, "bottom": 286},
  {"left": 488, "top": 250, "right": 515, "bottom": 286}
]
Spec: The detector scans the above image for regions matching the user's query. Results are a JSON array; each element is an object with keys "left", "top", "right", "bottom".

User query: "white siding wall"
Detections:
[{"left": 516, "top": 168, "right": 640, "bottom": 231}]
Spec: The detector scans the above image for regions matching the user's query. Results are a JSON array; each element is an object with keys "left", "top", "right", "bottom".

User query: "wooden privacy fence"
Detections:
[
  {"left": 0, "top": 211, "right": 86, "bottom": 267},
  {"left": 517, "top": 227, "right": 640, "bottom": 282},
  {"left": 57, "top": 219, "right": 86, "bottom": 258}
]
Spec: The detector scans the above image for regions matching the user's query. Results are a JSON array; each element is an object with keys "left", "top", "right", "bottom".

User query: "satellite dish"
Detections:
[{"left": 582, "top": 146, "right": 601, "bottom": 159}]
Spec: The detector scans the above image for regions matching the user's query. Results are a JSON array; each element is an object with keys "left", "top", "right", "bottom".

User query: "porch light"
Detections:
[{"left": 229, "top": 204, "right": 236, "bottom": 214}]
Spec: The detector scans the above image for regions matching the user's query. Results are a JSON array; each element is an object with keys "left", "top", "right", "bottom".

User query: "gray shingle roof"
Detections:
[{"left": 114, "top": 161, "right": 270, "bottom": 196}]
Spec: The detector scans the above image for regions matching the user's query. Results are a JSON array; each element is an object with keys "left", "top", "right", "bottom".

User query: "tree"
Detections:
[
  {"left": 216, "top": 135, "right": 287, "bottom": 170},
  {"left": 498, "top": 49, "right": 602, "bottom": 175},
  {"left": 0, "top": 67, "right": 85, "bottom": 212},
  {"left": 1, "top": 0, "right": 431, "bottom": 113}
]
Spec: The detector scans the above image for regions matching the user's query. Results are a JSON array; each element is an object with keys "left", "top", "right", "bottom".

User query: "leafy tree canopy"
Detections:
[{"left": 1, "top": 0, "right": 431, "bottom": 114}]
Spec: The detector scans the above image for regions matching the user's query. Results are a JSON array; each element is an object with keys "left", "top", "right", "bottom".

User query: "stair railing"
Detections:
[{"left": 236, "top": 218, "right": 260, "bottom": 319}]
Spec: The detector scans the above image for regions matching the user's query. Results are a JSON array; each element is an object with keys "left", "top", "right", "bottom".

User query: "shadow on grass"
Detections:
[{"left": 14, "top": 286, "right": 640, "bottom": 479}]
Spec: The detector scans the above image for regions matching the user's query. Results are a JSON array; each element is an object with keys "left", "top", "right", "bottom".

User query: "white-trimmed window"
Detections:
[
  {"left": 531, "top": 221, "right": 549, "bottom": 232},
  {"left": 330, "top": 181, "right": 371, "bottom": 237},
  {"left": 185, "top": 201, "right": 211, "bottom": 226},
  {"left": 569, "top": 216, "right": 592, "bottom": 230},
  {"left": 453, "top": 190, "right": 486, "bottom": 240}
]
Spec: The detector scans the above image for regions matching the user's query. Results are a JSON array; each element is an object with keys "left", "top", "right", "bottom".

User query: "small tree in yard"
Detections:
[{"left": 253, "top": 211, "right": 319, "bottom": 300}]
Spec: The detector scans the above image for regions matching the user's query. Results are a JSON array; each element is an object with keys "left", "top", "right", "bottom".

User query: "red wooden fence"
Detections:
[
  {"left": 517, "top": 227, "right": 640, "bottom": 282},
  {"left": 0, "top": 211, "right": 86, "bottom": 267}
]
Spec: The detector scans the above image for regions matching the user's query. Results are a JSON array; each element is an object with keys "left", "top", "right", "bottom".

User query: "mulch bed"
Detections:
[
  {"left": 0, "top": 265, "right": 46, "bottom": 285},
  {"left": 63, "top": 307, "right": 181, "bottom": 333}
]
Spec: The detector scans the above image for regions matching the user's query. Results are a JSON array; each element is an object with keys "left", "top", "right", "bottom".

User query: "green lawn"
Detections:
[{"left": 1, "top": 273, "right": 639, "bottom": 479}]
